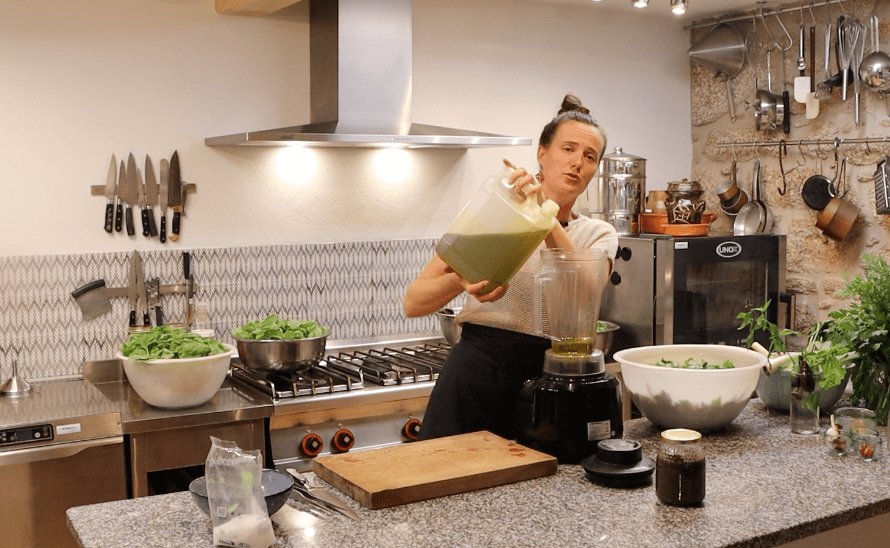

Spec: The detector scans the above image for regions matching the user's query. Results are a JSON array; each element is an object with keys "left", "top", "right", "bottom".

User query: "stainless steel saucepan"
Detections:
[{"left": 734, "top": 159, "right": 773, "bottom": 235}]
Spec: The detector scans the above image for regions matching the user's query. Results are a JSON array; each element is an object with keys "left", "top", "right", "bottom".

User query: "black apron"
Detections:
[{"left": 419, "top": 323, "right": 551, "bottom": 441}]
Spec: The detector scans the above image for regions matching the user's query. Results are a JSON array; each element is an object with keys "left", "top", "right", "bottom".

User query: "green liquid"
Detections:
[
  {"left": 436, "top": 230, "right": 550, "bottom": 294},
  {"left": 551, "top": 338, "right": 595, "bottom": 356}
]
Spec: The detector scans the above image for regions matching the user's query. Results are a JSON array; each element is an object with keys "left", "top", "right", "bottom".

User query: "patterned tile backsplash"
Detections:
[{"left": 0, "top": 239, "right": 457, "bottom": 380}]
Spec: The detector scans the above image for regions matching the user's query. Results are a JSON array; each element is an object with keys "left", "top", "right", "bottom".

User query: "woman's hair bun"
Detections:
[{"left": 558, "top": 94, "right": 590, "bottom": 116}]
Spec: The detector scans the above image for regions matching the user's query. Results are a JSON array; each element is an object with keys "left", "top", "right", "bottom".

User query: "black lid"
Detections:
[{"left": 580, "top": 438, "right": 654, "bottom": 488}]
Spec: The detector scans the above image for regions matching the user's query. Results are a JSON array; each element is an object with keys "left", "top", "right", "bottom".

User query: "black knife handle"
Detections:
[
  {"left": 171, "top": 211, "right": 181, "bottom": 242},
  {"left": 160, "top": 214, "right": 167, "bottom": 243},
  {"left": 147, "top": 209, "right": 158, "bottom": 238},
  {"left": 782, "top": 91, "right": 791, "bottom": 134},
  {"left": 129, "top": 310, "right": 136, "bottom": 328},
  {"left": 125, "top": 207, "right": 135, "bottom": 236},
  {"left": 183, "top": 252, "right": 191, "bottom": 280},
  {"left": 141, "top": 207, "right": 150, "bottom": 237},
  {"left": 104, "top": 202, "right": 114, "bottom": 233},
  {"left": 156, "top": 306, "right": 164, "bottom": 326},
  {"left": 143, "top": 312, "right": 151, "bottom": 327},
  {"left": 115, "top": 203, "right": 123, "bottom": 232}
]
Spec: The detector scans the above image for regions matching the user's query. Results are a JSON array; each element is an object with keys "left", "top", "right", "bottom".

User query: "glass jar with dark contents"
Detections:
[{"left": 656, "top": 428, "right": 705, "bottom": 506}]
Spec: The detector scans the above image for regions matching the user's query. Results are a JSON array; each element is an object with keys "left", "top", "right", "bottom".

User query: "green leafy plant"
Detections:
[
  {"left": 823, "top": 253, "right": 890, "bottom": 424},
  {"left": 122, "top": 325, "right": 228, "bottom": 360},
  {"left": 737, "top": 302, "right": 850, "bottom": 413}
]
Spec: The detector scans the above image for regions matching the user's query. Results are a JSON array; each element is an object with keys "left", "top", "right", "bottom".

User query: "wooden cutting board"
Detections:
[{"left": 313, "top": 431, "right": 557, "bottom": 509}]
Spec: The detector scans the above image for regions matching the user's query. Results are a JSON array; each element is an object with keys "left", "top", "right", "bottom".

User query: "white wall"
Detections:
[{"left": 0, "top": 0, "right": 692, "bottom": 258}]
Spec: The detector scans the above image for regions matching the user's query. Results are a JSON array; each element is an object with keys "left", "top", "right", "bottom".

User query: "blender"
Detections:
[{"left": 515, "top": 248, "right": 623, "bottom": 463}]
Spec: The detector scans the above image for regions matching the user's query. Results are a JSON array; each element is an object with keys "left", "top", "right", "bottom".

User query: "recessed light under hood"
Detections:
[{"left": 206, "top": 0, "right": 531, "bottom": 149}]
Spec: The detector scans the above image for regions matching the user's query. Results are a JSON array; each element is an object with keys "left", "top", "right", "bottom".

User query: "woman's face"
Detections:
[{"left": 537, "top": 120, "right": 605, "bottom": 207}]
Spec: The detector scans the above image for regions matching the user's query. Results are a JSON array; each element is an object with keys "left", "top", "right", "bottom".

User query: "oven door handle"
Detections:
[{"left": 0, "top": 436, "right": 124, "bottom": 467}]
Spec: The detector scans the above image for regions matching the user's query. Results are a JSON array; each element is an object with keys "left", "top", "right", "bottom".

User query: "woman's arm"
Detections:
[{"left": 404, "top": 255, "right": 507, "bottom": 318}]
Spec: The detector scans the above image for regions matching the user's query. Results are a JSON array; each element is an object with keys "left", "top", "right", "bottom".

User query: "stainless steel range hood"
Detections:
[{"left": 206, "top": 0, "right": 530, "bottom": 148}]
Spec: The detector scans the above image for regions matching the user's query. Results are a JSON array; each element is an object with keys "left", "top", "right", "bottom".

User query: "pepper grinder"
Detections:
[{"left": 1, "top": 359, "right": 33, "bottom": 397}]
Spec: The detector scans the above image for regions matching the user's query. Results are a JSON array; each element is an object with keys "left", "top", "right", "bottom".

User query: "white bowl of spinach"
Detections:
[
  {"left": 117, "top": 326, "right": 235, "bottom": 409},
  {"left": 614, "top": 344, "right": 767, "bottom": 431}
]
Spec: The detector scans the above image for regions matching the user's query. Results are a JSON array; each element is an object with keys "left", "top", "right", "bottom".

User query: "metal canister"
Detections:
[
  {"left": 655, "top": 428, "right": 705, "bottom": 506},
  {"left": 596, "top": 148, "right": 646, "bottom": 236}
]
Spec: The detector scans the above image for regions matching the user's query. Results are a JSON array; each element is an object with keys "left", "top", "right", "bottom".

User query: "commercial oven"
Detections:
[{"left": 601, "top": 233, "right": 788, "bottom": 355}]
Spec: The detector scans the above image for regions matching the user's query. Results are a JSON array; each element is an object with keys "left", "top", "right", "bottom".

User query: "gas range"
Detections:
[{"left": 226, "top": 333, "right": 450, "bottom": 472}]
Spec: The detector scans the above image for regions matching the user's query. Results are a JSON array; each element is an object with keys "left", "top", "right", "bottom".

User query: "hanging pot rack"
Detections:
[{"left": 687, "top": 0, "right": 851, "bottom": 30}]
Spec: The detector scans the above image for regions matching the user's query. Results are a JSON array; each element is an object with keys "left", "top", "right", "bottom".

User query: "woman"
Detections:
[{"left": 404, "top": 94, "right": 618, "bottom": 440}]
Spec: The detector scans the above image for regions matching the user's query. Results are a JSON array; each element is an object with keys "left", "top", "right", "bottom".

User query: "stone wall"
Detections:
[{"left": 691, "top": 0, "right": 890, "bottom": 335}]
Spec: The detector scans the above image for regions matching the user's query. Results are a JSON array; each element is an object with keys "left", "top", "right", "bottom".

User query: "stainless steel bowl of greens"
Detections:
[{"left": 232, "top": 314, "right": 330, "bottom": 371}]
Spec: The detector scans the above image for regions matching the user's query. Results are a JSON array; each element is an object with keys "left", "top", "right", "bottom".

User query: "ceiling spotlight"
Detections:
[
  {"left": 671, "top": 0, "right": 688, "bottom": 14},
  {"left": 632, "top": 0, "right": 649, "bottom": 7}
]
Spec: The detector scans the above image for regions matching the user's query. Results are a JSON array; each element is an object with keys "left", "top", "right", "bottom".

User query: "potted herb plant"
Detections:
[
  {"left": 821, "top": 253, "right": 890, "bottom": 424},
  {"left": 739, "top": 253, "right": 890, "bottom": 424},
  {"left": 738, "top": 302, "right": 851, "bottom": 415}
]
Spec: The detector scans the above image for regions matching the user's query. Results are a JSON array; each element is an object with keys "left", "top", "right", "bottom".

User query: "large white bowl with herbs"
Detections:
[
  {"left": 614, "top": 344, "right": 767, "bottom": 431},
  {"left": 117, "top": 326, "right": 235, "bottom": 409}
]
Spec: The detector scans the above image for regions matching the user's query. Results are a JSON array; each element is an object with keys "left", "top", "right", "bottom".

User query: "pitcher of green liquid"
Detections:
[
  {"left": 533, "top": 248, "right": 609, "bottom": 356},
  {"left": 436, "top": 166, "right": 559, "bottom": 294}
]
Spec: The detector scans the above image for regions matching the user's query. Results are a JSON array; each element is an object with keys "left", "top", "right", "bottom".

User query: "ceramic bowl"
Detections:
[
  {"left": 189, "top": 468, "right": 294, "bottom": 516},
  {"left": 614, "top": 344, "right": 767, "bottom": 431},
  {"left": 116, "top": 344, "right": 236, "bottom": 409},
  {"left": 756, "top": 358, "right": 850, "bottom": 412}
]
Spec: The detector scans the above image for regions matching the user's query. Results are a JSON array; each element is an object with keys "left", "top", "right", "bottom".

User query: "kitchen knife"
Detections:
[
  {"left": 183, "top": 251, "right": 192, "bottom": 330},
  {"left": 144, "top": 155, "right": 159, "bottom": 237},
  {"left": 125, "top": 153, "right": 138, "bottom": 236},
  {"left": 128, "top": 252, "right": 138, "bottom": 328},
  {"left": 135, "top": 251, "right": 150, "bottom": 326},
  {"left": 115, "top": 160, "right": 125, "bottom": 232},
  {"left": 136, "top": 163, "right": 150, "bottom": 237},
  {"left": 103, "top": 154, "right": 116, "bottom": 233},
  {"left": 168, "top": 151, "right": 182, "bottom": 242},
  {"left": 159, "top": 159, "right": 169, "bottom": 243}
]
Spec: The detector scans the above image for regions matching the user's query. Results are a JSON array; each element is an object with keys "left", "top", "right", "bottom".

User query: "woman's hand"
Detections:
[
  {"left": 455, "top": 267, "right": 508, "bottom": 303},
  {"left": 503, "top": 159, "right": 544, "bottom": 204}
]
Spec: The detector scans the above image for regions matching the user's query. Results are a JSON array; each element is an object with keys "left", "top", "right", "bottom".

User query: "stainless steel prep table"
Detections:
[
  {"left": 84, "top": 360, "right": 273, "bottom": 497},
  {"left": 67, "top": 401, "right": 890, "bottom": 548}
]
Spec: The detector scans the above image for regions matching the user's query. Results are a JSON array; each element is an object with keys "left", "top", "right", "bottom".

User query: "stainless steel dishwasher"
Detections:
[{"left": 0, "top": 379, "right": 127, "bottom": 548}]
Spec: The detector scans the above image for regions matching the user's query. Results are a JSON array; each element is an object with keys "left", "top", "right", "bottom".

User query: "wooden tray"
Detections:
[{"left": 313, "top": 431, "right": 558, "bottom": 509}]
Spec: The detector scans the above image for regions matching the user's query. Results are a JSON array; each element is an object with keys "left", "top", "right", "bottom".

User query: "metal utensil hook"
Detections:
[{"left": 760, "top": 4, "right": 793, "bottom": 52}]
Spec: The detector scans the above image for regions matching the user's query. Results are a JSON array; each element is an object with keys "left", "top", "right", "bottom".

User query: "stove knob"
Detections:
[
  {"left": 332, "top": 428, "right": 355, "bottom": 452},
  {"left": 402, "top": 418, "right": 422, "bottom": 441},
  {"left": 300, "top": 432, "right": 324, "bottom": 457}
]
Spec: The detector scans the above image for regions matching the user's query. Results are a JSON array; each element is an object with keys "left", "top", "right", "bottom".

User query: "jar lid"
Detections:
[
  {"left": 661, "top": 428, "right": 702, "bottom": 443},
  {"left": 667, "top": 179, "right": 702, "bottom": 192}
]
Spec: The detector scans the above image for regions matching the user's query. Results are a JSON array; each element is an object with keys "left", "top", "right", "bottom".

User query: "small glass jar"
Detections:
[
  {"left": 834, "top": 407, "right": 878, "bottom": 453},
  {"left": 656, "top": 428, "right": 705, "bottom": 506},
  {"left": 852, "top": 428, "right": 883, "bottom": 461},
  {"left": 664, "top": 179, "right": 705, "bottom": 225}
]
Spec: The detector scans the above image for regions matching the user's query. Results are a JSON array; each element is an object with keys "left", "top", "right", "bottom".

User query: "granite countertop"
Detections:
[{"left": 67, "top": 400, "right": 890, "bottom": 548}]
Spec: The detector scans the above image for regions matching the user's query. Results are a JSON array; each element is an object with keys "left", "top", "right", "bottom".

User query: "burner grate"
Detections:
[{"left": 229, "top": 341, "right": 450, "bottom": 400}]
